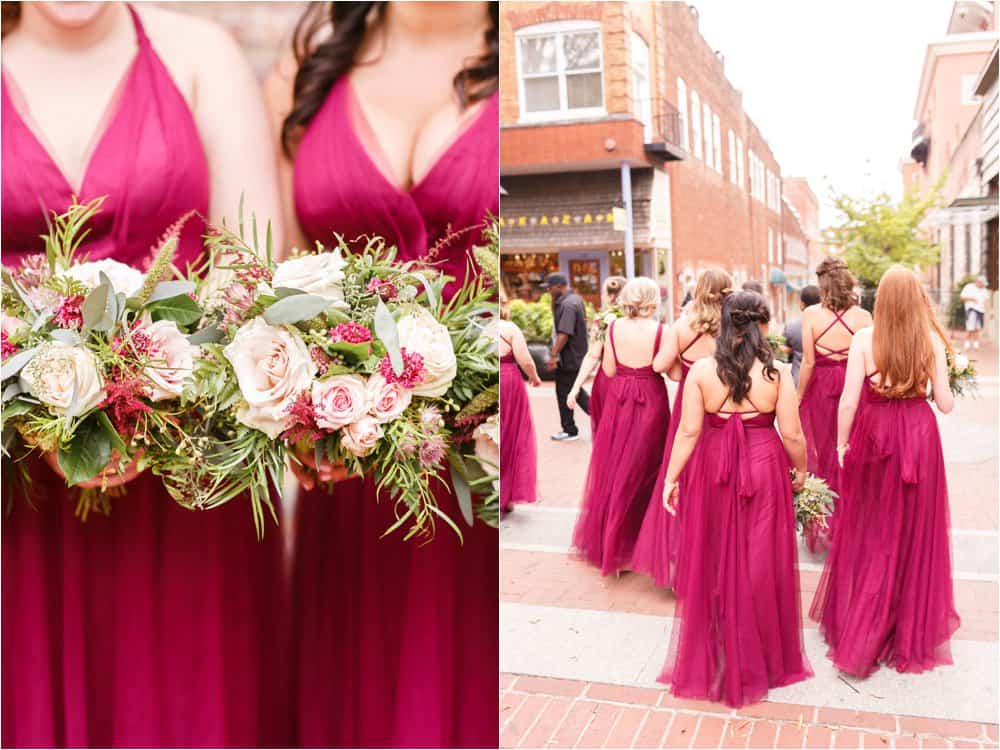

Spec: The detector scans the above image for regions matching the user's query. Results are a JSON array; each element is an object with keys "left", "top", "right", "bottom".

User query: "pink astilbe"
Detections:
[
  {"left": 1, "top": 331, "right": 17, "bottom": 360},
  {"left": 366, "top": 277, "right": 399, "bottom": 301},
  {"left": 310, "top": 346, "right": 332, "bottom": 375},
  {"left": 102, "top": 377, "right": 154, "bottom": 439},
  {"left": 281, "top": 391, "right": 326, "bottom": 443},
  {"left": 13, "top": 253, "right": 51, "bottom": 288},
  {"left": 328, "top": 322, "right": 373, "bottom": 344},
  {"left": 378, "top": 348, "right": 425, "bottom": 390},
  {"left": 52, "top": 294, "right": 85, "bottom": 329}
]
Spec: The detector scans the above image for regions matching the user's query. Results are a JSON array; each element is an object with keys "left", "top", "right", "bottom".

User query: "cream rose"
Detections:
[
  {"left": 64, "top": 258, "right": 144, "bottom": 297},
  {"left": 312, "top": 374, "right": 367, "bottom": 431},
  {"left": 271, "top": 251, "right": 347, "bottom": 305},
  {"left": 19, "top": 342, "right": 106, "bottom": 417},
  {"left": 954, "top": 354, "right": 970, "bottom": 371},
  {"left": 143, "top": 320, "right": 195, "bottom": 401},
  {"left": 1, "top": 312, "right": 27, "bottom": 337},
  {"left": 340, "top": 416, "right": 383, "bottom": 457},
  {"left": 365, "top": 373, "right": 412, "bottom": 424},
  {"left": 473, "top": 414, "right": 500, "bottom": 470},
  {"left": 223, "top": 318, "right": 316, "bottom": 439},
  {"left": 396, "top": 310, "right": 457, "bottom": 397}
]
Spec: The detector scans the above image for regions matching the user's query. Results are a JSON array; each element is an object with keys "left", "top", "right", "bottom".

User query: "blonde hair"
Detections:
[
  {"left": 618, "top": 277, "right": 660, "bottom": 318},
  {"left": 689, "top": 268, "right": 733, "bottom": 335},
  {"left": 603, "top": 275, "right": 627, "bottom": 307}
]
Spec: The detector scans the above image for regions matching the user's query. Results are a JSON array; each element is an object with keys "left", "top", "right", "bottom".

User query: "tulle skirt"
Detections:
[
  {"left": 291, "top": 478, "right": 498, "bottom": 748},
  {"left": 572, "top": 370, "right": 669, "bottom": 575},
  {"left": 590, "top": 368, "right": 609, "bottom": 434},
  {"left": 809, "top": 386, "right": 960, "bottom": 678},
  {"left": 660, "top": 415, "right": 811, "bottom": 708},
  {"left": 2, "top": 463, "right": 289, "bottom": 748},
  {"left": 799, "top": 359, "right": 846, "bottom": 552},
  {"left": 500, "top": 359, "right": 536, "bottom": 510}
]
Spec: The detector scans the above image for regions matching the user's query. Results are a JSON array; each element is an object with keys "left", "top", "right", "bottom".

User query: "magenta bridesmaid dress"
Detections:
[
  {"left": 500, "top": 341, "right": 537, "bottom": 511},
  {"left": 290, "top": 75, "right": 499, "bottom": 747},
  {"left": 798, "top": 309, "right": 855, "bottom": 551},
  {"left": 572, "top": 322, "right": 670, "bottom": 574},
  {"left": 631, "top": 333, "right": 705, "bottom": 589},
  {"left": 810, "top": 374, "right": 960, "bottom": 678},
  {"left": 1, "top": 7, "right": 288, "bottom": 747},
  {"left": 589, "top": 367, "right": 608, "bottom": 433},
  {"left": 660, "top": 393, "right": 811, "bottom": 708}
]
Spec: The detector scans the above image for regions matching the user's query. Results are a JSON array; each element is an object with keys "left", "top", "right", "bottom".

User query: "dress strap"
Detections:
[
  {"left": 814, "top": 308, "right": 855, "bottom": 355},
  {"left": 653, "top": 323, "right": 664, "bottom": 353},
  {"left": 680, "top": 331, "right": 702, "bottom": 357},
  {"left": 126, "top": 4, "right": 151, "bottom": 47},
  {"left": 608, "top": 320, "right": 619, "bottom": 366}
]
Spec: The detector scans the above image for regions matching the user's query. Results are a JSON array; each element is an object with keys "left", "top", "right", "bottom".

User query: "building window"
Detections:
[
  {"left": 728, "top": 130, "right": 737, "bottom": 184},
  {"left": 703, "top": 102, "right": 713, "bottom": 169},
  {"left": 736, "top": 138, "right": 745, "bottom": 189},
  {"left": 676, "top": 78, "right": 689, "bottom": 150},
  {"left": 777, "top": 233, "right": 783, "bottom": 264},
  {"left": 965, "top": 222, "right": 973, "bottom": 274},
  {"left": 516, "top": 21, "right": 604, "bottom": 121},
  {"left": 961, "top": 73, "right": 981, "bottom": 105},
  {"left": 630, "top": 33, "right": 651, "bottom": 140},
  {"left": 712, "top": 113, "right": 722, "bottom": 174},
  {"left": 690, "top": 89, "right": 703, "bottom": 159},
  {"left": 768, "top": 227, "right": 775, "bottom": 264}
]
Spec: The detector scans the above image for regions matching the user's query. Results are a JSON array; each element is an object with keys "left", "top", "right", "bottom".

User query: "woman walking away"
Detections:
[
  {"left": 571, "top": 277, "right": 671, "bottom": 575},
  {"left": 659, "top": 291, "right": 811, "bottom": 708},
  {"left": 810, "top": 265, "right": 959, "bottom": 678},
  {"left": 632, "top": 268, "right": 731, "bottom": 590}
]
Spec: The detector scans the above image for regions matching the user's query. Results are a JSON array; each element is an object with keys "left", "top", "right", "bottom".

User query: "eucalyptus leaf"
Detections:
[
  {"left": 145, "top": 280, "right": 195, "bottom": 304},
  {"left": 2, "top": 382, "right": 22, "bottom": 403},
  {"left": 30, "top": 311, "right": 52, "bottom": 332},
  {"left": 273, "top": 287, "right": 307, "bottom": 299},
  {"left": 50, "top": 329, "right": 83, "bottom": 345},
  {"left": 1, "top": 398, "right": 31, "bottom": 420},
  {"left": 81, "top": 281, "right": 112, "bottom": 330},
  {"left": 414, "top": 272, "right": 438, "bottom": 312},
  {"left": 374, "top": 299, "right": 402, "bottom": 375},
  {"left": 187, "top": 326, "right": 224, "bottom": 345},
  {"left": 262, "top": 294, "right": 331, "bottom": 325},
  {"left": 449, "top": 460, "right": 475, "bottom": 527},
  {"left": 57, "top": 416, "right": 113, "bottom": 485},
  {"left": 1, "top": 346, "right": 39, "bottom": 381},
  {"left": 146, "top": 294, "right": 202, "bottom": 326}
]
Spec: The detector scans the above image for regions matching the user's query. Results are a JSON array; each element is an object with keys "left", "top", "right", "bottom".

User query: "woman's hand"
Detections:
[
  {"left": 289, "top": 444, "right": 352, "bottom": 491},
  {"left": 791, "top": 467, "right": 806, "bottom": 493},
  {"left": 566, "top": 388, "right": 578, "bottom": 410},
  {"left": 836, "top": 444, "right": 849, "bottom": 469},
  {"left": 44, "top": 450, "right": 145, "bottom": 490},
  {"left": 662, "top": 479, "right": 679, "bottom": 514},
  {"left": 529, "top": 374, "right": 542, "bottom": 387}
]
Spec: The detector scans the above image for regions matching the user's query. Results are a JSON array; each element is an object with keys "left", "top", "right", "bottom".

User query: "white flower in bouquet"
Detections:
[
  {"left": 366, "top": 373, "right": 412, "bottom": 424},
  {"left": 473, "top": 414, "right": 500, "bottom": 471},
  {"left": 224, "top": 317, "right": 316, "bottom": 439},
  {"left": 271, "top": 251, "right": 348, "bottom": 306},
  {"left": 1, "top": 312, "right": 27, "bottom": 337},
  {"left": 312, "top": 374, "right": 368, "bottom": 431},
  {"left": 954, "top": 354, "right": 970, "bottom": 372},
  {"left": 19, "top": 342, "right": 106, "bottom": 418},
  {"left": 143, "top": 319, "right": 195, "bottom": 401},
  {"left": 341, "top": 416, "right": 383, "bottom": 457},
  {"left": 64, "top": 258, "right": 145, "bottom": 297},
  {"left": 602, "top": 312, "right": 618, "bottom": 326},
  {"left": 396, "top": 309, "right": 457, "bottom": 397}
]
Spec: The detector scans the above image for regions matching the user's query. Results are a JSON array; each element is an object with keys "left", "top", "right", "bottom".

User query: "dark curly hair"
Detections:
[
  {"left": 714, "top": 291, "right": 777, "bottom": 404},
  {"left": 281, "top": 1, "right": 499, "bottom": 157},
  {"left": 816, "top": 256, "right": 858, "bottom": 311}
]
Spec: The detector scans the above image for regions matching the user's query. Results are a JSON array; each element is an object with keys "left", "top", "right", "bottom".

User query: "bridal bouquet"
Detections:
[
  {"left": 947, "top": 350, "right": 977, "bottom": 398},
  {"left": 175, "top": 214, "right": 498, "bottom": 539},
  {"left": 1, "top": 199, "right": 204, "bottom": 517},
  {"left": 792, "top": 471, "right": 837, "bottom": 552},
  {"left": 767, "top": 332, "right": 790, "bottom": 363},
  {"left": 591, "top": 304, "right": 622, "bottom": 343}
]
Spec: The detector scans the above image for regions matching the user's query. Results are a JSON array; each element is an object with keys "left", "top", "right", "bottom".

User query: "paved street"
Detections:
[{"left": 500, "top": 342, "right": 1000, "bottom": 749}]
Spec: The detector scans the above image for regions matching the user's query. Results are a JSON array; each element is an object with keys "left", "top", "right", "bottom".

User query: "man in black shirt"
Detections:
[{"left": 542, "top": 273, "right": 590, "bottom": 441}]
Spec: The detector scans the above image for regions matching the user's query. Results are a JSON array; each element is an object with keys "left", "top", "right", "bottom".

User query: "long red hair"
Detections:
[{"left": 872, "top": 265, "right": 951, "bottom": 399}]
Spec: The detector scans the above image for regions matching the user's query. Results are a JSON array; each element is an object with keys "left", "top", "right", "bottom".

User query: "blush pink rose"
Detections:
[
  {"left": 366, "top": 373, "right": 412, "bottom": 424},
  {"left": 312, "top": 374, "right": 367, "bottom": 431},
  {"left": 340, "top": 416, "right": 383, "bottom": 457}
]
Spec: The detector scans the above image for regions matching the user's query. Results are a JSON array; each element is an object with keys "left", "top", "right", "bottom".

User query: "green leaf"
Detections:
[
  {"left": 326, "top": 341, "right": 372, "bottom": 361},
  {"left": 50, "top": 329, "right": 83, "bottom": 345},
  {"left": 1, "top": 398, "right": 32, "bottom": 422},
  {"left": 263, "top": 294, "right": 331, "bottom": 325},
  {"left": 2, "top": 382, "right": 23, "bottom": 403},
  {"left": 273, "top": 287, "right": 307, "bottom": 299},
  {"left": 144, "top": 280, "right": 196, "bottom": 304},
  {"left": 374, "top": 299, "right": 402, "bottom": 375},
  {"left": 93, "top": 410, "right": 128, "bottom": 455},
  {"left": 1, "top": 346, "right": 39, "bottom": 381},
  {"left": 449, "top": 460, "right": 474, "bottom": 527},
  {"left": 81, "top": 281, "right": 112, "bottom": 330},
  {"left": 57, "top": 415, "right": 113, "bottom": 485},
  {"left": 187, "top": 326, "right": 224, "bottom": 345},
  {"left": 146, "top": 294, "right": 202, "bottom": 326}
]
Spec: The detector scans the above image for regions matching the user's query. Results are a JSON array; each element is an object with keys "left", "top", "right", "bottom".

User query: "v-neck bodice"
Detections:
[
  {"left": 293, "top": 75, "right": 498, "bottom": 300},
  {"left": 1, "top": 5, "right": 209, "bottom": 268}
]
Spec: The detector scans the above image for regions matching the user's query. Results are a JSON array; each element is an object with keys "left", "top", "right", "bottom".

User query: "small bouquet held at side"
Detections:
[
  {"left": 792, "top": 470, "right": 837, "bottom": 551},
  {"left": 945, "top": 349, "right": 976, "bottom": 398}
]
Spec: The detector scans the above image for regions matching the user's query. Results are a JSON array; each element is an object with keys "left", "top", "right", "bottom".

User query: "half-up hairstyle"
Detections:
[
  {"left": 602, "top": 275, "right": 627, "bottom": 307},
  {"left": 2, "top": 2, "right": 20, "bottom": 37},
  {"left": 689, "top": 267, "right": 733, "bottom": 335},
  {"left": 618, "top": 277, "right": 660, "bottom": 319},
  {"left": 281, "top": 2, "right": 499, "bottom": 157},
  {"left": 714, "top": 291, "right": 777, "bottom": 404},
  {"left": 816, "top": 256, "right": 858, "bottom": 311}
]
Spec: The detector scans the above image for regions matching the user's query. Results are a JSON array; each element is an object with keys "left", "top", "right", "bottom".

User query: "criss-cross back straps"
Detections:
[
  {"left": 714, "top": 391, "right": 761, "bottom": 417},
  {"left": 814, "top": 309, "right": 856, "bottom": 356},
  {"left": 679, "top": 331, "right": 702, "bottom": 365}
]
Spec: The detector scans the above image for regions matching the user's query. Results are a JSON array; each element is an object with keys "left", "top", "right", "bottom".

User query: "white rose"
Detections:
[
  {"left": 954, "top": 354, "right": 970, "bottom": 371},
  {"left": 365, "top": 373, "right": 412, "bottom": 424},
  {"left": 312, "top": 374, "right": 368, "bottom": 431},
  {"left": 271, "top": 250, "right": 348, "bottom": 306},
  {"left": 223, "top": 318, "right": 316, "bottom": 439},
  {"left": 473, "top": 414, "right": 500, "bottom": 471},
  {"left": 396, "top": 309, "right": 457, "bottom": 397},
  {"left": 143, "top": 320, "right": 195, "bottom": 401},
  {"left": 19, "top": 342, "right": 105, "bottom": 417},
  {"left": 340, "top": 416, "right": 383, "bottom": 457},
  {"left": 603, "top": 312, "right": 618, "bottom": 325},
  {"left": 64, "top": 258, "right": 145, "bottom": 297}
]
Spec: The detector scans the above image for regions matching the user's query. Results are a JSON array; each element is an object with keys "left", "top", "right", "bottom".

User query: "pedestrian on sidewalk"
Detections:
[
  {"left": 960, "top": 275, "right": 989, "bottom": 351},
  {"left": 783, "top": 284, "right": 821, "bottom": 386},
  {"left": 542, "top": 273, "right": 590, "bottom": 441}
]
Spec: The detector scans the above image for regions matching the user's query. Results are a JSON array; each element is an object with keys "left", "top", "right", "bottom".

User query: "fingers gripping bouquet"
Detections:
[
  {"left": 792, "top": 471, "right": 837, "bottom": 545},
  {"left": 1, "top": 198, "right": 204, "bottom": 517},
  {"left": 182, "top": 214, "right": 499, "bottom": 539}
]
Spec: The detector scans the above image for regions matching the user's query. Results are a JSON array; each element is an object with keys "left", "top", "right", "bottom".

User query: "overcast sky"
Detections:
[{"left": 692, "top": 0, "right": 960, "bottom": 227}]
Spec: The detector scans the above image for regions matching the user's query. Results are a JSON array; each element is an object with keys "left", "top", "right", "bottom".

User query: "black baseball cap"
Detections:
[{"left": 541, "top": 273, "right": 568, "bottom": 288}]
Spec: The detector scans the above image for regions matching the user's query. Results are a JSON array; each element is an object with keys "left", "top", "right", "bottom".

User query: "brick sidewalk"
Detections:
[{"left": 500, "top": 675, "right": 1000, "bottom": 749}]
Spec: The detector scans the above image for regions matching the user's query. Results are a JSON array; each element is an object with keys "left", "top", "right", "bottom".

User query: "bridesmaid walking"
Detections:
[
  {"left": 810, "top": 266, "right": 959, "bottom": 678},
  {"left": 632, "top": 268, "right": 731, "bottom": 589},
  {"left": 797, "top": 257, "right": 872, "bottom": 550},
  {"left": 566, "top": 275, "right": 627, "bottom": 434},
  {"left": 499, "top": 296, "right": 542, "bottom": 513},
  {"left": 571, "top": 277, "right": 671, "bottom": 575},
  {"left": 659, "top": 291, "right": 811, "bottom": 708}
]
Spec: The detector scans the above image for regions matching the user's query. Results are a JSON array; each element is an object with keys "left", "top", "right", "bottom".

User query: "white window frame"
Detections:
[
  {"left": 676, "top": 77, "right": 689, "bottom": 150},
  {"left": 736, "top": 137, "right": 745, "bottom": 189},
  {"left": 702, "top": 102, "right": 713, "bottom": 169},
  {"left": 767, "top": 227, "right": 774, "bottom": 264},
  {"left": 961, "top": 73, "right": 981, "bottom": 105},
  {"left": 712, "top": 113, "right": 722, "bottom": 174},
  {"left": 515, "top": 20, "right": 606, "bottom": 123},
  {"left": 630, "top": 32, "right": 652, "bottom": 141},
  {"left": 727, "top": 129, "right": 736, "bottom": 184},
  {"left": 690, "top": 89, "right": 703, "bottom": 160}
]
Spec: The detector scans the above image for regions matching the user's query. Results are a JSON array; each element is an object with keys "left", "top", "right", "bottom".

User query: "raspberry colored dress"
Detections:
[
  {"left": 572, "top": 322, "right": 670, "bottom": 574},
  {"left": 809, "top": 375, "right": 960, "bottom": 678},
  {"left": 589, "top": 367, "right": 608, "bottom": 433},
  {"left": 660, "top": 394, "right": 811, "bottom": 708},
  {"left": 291, "top": 75, "right": 499, "bottom": 748},
  {"left": 1, "top": 7, "right": 287, "bottom": 747},
  {"left": 798, "top": 309, "right": 855, "bottom": 552},
  {"left": 631, "top": 333, "right": 705, "bottom": 589},
  {"left": 500, "top": 342, "right": 537, "bottom": 510}
]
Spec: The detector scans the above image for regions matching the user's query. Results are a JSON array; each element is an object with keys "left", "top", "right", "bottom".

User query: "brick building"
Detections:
[{"left": 500, "top": 1, "right": 801, "bottom": 320}]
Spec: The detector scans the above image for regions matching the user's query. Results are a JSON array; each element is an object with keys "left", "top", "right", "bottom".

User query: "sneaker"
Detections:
[{"left": 550, "top": 431, "right": 580, "bottom": 442}]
